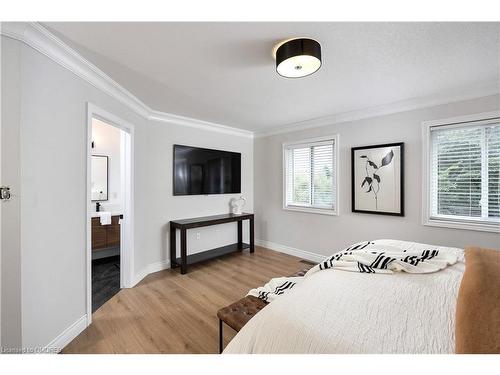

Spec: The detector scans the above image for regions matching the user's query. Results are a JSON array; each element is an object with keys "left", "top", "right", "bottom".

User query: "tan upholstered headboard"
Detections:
[{"left": 455, "top": 246, "right": 500, "bottom": 354}]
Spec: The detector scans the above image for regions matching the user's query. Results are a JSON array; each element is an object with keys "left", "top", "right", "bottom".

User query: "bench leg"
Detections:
[{"left": 219, "top": 319, "right": 223, "bottom": 354}]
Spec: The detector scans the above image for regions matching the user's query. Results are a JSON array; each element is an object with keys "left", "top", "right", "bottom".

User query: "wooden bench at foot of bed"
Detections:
[{"left": 217, "top": 268, "right": 311, "bottom": 353}]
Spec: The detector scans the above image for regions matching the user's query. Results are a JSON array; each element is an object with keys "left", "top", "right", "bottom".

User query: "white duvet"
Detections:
[{"left": 224, "top": 240, "right": 465, "bottom": 354}]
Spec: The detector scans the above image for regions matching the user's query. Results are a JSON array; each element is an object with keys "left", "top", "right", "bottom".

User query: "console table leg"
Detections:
[
  {"left": 170, "top": 224, "right": 177, "bottom": 268},
  {"left": 249, "top": 217, "right": 254, "bottom": 253},
  {"left": 181, "top": 228, "right": 187, "bottom": 274},
  {"left": 237, "top": 221, "right": 243, "bottom": 250}
]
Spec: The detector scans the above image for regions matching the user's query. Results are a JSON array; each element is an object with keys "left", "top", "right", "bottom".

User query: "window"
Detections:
[
  {"left": 283, "top": 136, "right": 338, "bottom": 215},
  {"left": 424, "top": 114, "right": 500, "bottom": 232}
]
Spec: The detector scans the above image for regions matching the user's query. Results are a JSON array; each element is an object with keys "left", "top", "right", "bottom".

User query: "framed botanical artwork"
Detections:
[{"left": 351, "top": 142, "right": 404, "bottom": 216}]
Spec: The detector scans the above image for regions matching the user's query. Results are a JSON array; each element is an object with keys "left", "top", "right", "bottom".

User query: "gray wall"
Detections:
[
  {"left": 2, "top": 30, "right": 497, "bottom": 351},
  {"left": 254, "top": 95, "right": 500, "bottom": 257},
  {"left": 1, "top": 36, "right": 253, "bottom": 349},
  {"left": 1, "top": 36, "right": 22, "bottom": 349},
  {"left": 135, "top": 120, "right": 253, "bottom": 273}
]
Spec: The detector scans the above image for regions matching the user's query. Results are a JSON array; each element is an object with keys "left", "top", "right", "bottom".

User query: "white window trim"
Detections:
[
  {"left": 421, "top": 110, "right": 500, "bottom": 233},
  {"left": 282, "top": 135, "right": 340, "bottom": 216}
]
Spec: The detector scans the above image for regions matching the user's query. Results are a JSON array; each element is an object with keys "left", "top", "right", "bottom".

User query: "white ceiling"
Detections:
[{"left": 44, "top": 22, "right": 499, "bottom": 132}]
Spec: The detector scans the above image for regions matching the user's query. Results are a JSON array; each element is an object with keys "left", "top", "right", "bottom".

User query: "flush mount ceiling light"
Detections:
[{"left": 273, "top": 38, "right": 322, "bottom": 78}]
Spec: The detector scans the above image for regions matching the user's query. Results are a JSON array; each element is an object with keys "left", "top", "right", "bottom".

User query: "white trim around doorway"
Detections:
[{"left": 86, "top": 103, "right": 135, "bottom": 326}]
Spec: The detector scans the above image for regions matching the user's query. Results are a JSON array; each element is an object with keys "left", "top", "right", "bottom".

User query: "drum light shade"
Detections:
[{"left": 276, "top": 38, "right": 321, "bottom": 78}]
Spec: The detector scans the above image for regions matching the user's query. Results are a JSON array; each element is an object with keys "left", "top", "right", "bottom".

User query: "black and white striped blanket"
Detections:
[{"left": 248, "top": 241, "right": 459, "bottom": 302}]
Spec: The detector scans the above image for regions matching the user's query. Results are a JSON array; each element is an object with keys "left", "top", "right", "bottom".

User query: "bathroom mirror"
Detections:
[{"left": 91, "top": 155, "right": 109, "bottom": 201}]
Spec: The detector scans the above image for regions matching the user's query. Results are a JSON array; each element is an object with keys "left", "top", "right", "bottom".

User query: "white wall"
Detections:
[
  {"left": 91, "top": 118, "right": 122, "bottom": 209},
  {"left": 254, "top": 95, "right": 500, "bottom": 258},
  {"left": 1, "top": 35, "right": 253, "bottom": 350}
]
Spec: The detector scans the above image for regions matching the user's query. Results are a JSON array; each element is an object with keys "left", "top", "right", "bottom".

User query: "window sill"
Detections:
[
  {"left": 283, "top": 205, "right": 338, "bottom": 216},
  {"left": 423, "top": 217, "right": 500, "bottom": 233}
]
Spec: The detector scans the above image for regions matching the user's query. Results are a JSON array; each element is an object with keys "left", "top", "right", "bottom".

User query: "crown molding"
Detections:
[
  {"left": 1, "top": 22, "right": 496, "bottom": 141},
  {"left": 2, "top": 22, "right": 151, "bottom": 118},
  {"left": 0, "top": 22, "right": 253, "bottom": 139},
  {"left": 148, "top": 109, "right": 253, "bottom": 138},
  {"left": 254, "top": 81, "right": 499, "bottom": 138}
]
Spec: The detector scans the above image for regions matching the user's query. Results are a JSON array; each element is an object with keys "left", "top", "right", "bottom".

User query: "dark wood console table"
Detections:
[{"left": 170, "top": 213, "right": 254, "bottom": 274}]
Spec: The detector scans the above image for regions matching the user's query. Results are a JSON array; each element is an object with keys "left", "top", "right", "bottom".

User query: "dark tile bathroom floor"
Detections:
[{"left": 92, "top": 255, "right": 121, "bottom": 313}]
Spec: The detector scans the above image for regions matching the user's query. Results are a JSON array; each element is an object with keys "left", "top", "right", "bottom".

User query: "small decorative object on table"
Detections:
[
  {"left": 230, "top": 196, "right": 246, "bottom": 215},
  {"left": 351, "top": 142, "right": 404, "bottom": 216}
]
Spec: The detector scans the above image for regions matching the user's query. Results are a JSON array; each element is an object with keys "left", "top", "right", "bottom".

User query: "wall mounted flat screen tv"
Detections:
[{"left": 173, "top": 145, "right": 241, "bottom": 195}]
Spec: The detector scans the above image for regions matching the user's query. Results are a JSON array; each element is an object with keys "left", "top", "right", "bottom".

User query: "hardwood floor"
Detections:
[{"left": 62, "top": 246, "right": 304, "bottom": 354}]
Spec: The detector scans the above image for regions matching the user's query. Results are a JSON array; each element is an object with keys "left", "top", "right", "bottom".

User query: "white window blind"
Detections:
[
  {"left": 429, "top": 120, "right": 499, "bottom": 224},
  {"left": 284, "top": 138, "right": 336, "bottom": 212}
]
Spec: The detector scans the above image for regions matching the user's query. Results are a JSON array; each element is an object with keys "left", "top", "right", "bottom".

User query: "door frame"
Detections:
[{"left": 86, "top": 103, "right": 135, "bottom": 325}]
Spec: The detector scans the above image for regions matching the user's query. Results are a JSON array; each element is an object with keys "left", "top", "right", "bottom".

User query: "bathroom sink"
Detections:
[
  {"left": 91, "top": 211, "right": 122, "bottom": 218},
  {"left": 91, "top": 211, "right": 111, "bottom": 218}
]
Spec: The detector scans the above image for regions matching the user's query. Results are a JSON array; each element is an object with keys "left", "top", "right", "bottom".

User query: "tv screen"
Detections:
[{"left": 173, "top": 145, "right": 241, "bottom": 195}]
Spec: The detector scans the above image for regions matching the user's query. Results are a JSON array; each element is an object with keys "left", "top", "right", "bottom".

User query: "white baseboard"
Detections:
[
  {"left": 45, "top": 314, "right": 87, "bottom": 353},
  {"left": 43, "top": 259, "right": 170, "bottom": 352},
  {"left": 256, "top": 239, "right": 325, "bottom": 263},
  {"left": 130, "top": 239, "right": 325, "bottom": 286},
  {"left": 132, "top": 259, "right": 170, "bottom": 287}
]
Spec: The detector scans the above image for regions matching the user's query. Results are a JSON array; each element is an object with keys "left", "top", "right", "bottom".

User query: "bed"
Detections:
[{"left": 224, "top": 239, "right": 467, "bottom": 354}]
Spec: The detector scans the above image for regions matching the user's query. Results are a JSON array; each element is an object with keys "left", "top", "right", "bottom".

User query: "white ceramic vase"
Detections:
[{"left": 230, "top": 196, "right": 246, "bottom": 215}]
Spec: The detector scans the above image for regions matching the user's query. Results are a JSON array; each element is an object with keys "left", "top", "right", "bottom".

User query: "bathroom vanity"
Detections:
[{"left": 91, "top": 214, "right": 121, "bottom": 251}]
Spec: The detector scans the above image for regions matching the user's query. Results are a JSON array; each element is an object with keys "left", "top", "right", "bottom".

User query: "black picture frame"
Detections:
[{"left": 351, "top": 142, "right": 404, "bottom": 216}]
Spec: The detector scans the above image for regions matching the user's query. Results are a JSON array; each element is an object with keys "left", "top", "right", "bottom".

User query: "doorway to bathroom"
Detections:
[{"left": 86, "top": 103, "right": 134, "bottom": 324}]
